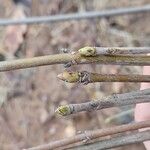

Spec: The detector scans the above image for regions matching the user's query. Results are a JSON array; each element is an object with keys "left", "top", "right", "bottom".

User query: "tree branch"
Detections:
[
  {"left": 0, "top": 52, "right": 149, "bottom": 72},
  {"left": 68, "top": 130, "right": 150, "bottom": 150},
  {"left": 0, "top": 5, "right": 150, "bottom": 26},
  {"left": 78, "top": 47, "right": 150, "bottom": 56},
  {"left": 105, "top": 109, "right": 134, "bottom": 124},
  {"left": 23, "top": 121, "right": 150, "bottom": 150},
  {"left": 57, "top": 70, "right": 150, "bottom": 84},
  {"left": 55, "top": 88, "right": 150, "bottom": 116}
]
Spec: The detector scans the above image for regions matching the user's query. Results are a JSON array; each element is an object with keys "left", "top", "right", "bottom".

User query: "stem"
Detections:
[
  {"left": 78, "top": 47, "right": 150, "bottom": 56},
  {"left": 57, "top": 71, "right": 150, "bottom": 84},
  {"left": 55, "top": 88, "right": 150, "bottom": 116},
  {"left": 0, "top": 5, "right": 150, "bottom": 26},
  {"left": 0, "top": 53, "right": 73, "bottom": 72},
  {"left": 105, "top": 109, "right": 134, "bottom": 124},
  {"left": 0, "top": 53, "right": 149, "bottom": 72},
  {"left": 68, "top": 130, "right": 150, "bottom": 150},
  {"left": 23, "top": 121, "right": 150, "bottom": 150}
]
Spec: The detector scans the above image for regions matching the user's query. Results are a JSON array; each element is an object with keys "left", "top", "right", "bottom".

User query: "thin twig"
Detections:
[
  {"left": 1, "top": 5, "right": 150, "bottom": 26},
  {"left": 23, "top": 120, "right": 150, "bottom": 150},
  {"left": 55, "top": 88, "right": 150, "bottom": 116},
  {"left": 68, "top": 130, "right": 150, "bottom": 150},
  {"left": 105, "top": 109, "right": 134, "bottom": 124},
  {"left": 57, "top": 70, "right": 150, "bottom": 84},
  {"left": 78, "top": 47, "right": 150, "bottom": 56},
  {"left": 0, "top": 52, "right": 149, "bottom": 72},
  {"left": 0, "top": 53, "right": 73, "bottom": 72}
]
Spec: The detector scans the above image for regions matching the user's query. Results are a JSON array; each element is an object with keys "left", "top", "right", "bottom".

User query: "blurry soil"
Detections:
[{"left": 0, "top": 0, "right": 149, "bottom": 149}]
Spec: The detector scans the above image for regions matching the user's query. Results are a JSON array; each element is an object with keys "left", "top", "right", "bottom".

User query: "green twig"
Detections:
[
  {"left": 57, "top": 70, "right": 150, "bottom": 84},
  {"left": 23, "top": 121, "right": 150, "bottom": 150},
  {"left": 55, "top": 88, "right": 150, "bottom": 116},
  {"left": 68, "top": 130, "right": 150, "bottom": 150}
]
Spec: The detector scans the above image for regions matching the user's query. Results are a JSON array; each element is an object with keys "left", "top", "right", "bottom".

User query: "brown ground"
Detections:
[{"left": 0, "top": 0, "right": 149, "bottom": 149}]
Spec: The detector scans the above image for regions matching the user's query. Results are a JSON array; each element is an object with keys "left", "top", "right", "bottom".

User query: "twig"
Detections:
[
  {"left": 68, "top": 130, "right": 150, "bottom": 150},
  {"left": 105, "top": 109, "right": 134, "bottom": 124},
  {"left": 23, "top": 120, "right": 150, "bottom": 150},
  {"left": 78, "top": 47, "right": 150, "bottom": 56},
  {"left": 0, "top": 53, "right": 73, "bottom": 72},
  {"left": 1, "top": 5, "right": 150, "bottom": 26},
  {"left": 57, "top": 70, "right": 150, "bottom": 84},
  {"left": 0, "top": 52, "right": 149, "bottom": 72},
  {"left": 56, "top": 96, "right": 150, "bottom": 116},
  {"left": 55, "top": 88, "right": 150, "bottom": 116}
]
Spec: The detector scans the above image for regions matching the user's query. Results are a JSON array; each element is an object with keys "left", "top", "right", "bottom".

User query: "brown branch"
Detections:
[
  {"left": 55, "top": 88, "right": 150, "bottom": 116},
  {"left": 57, "top": 70, "right": 150, "bottom": 84},
  {"left": 78, "top": 47, "right": 150, "bottom": 56},
  {"left": 23, "top": 120, "right": 150, "bottom": 150},
  {"left": 0, "top": 53, "right": 73, "bottom": 72},
  {"left": 0, "top": 52, "right": 149, "bottom": 72},
  {"left": 68, "top": 130, "right": 150, "bottom": 150}
]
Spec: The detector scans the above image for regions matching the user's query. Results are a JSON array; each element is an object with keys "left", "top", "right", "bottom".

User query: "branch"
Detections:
[
  {"left": 23, "top": 121, "right": 150, "bottom": 150},
  {"left": 78, "top": 47, "right": 150, "bottom": 56},
  {"left": 68, "top": 130, "right": 150, "bottom": 150},
  {"left": 0, "top": 53, "right": 73, "bottom": 72},
  {"left": 1, "top": 5, "right": 150, "bottom": 26},
  {"left": 0, "top": 52, "right": 150, "bottom": 72},
  {"left": 57, "top": 70, "right": 150, "bottom": 84},
  {"left": 55, "top": 88, "right": 150, "bottom": 116},
  {"left": 105, "top": 109, "right": 134, "bottom": 124}
]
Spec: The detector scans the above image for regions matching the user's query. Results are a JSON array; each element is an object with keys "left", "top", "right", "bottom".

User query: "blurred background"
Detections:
[{"left": 0, "top": 0, "right": 149, "bottom": 149}]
